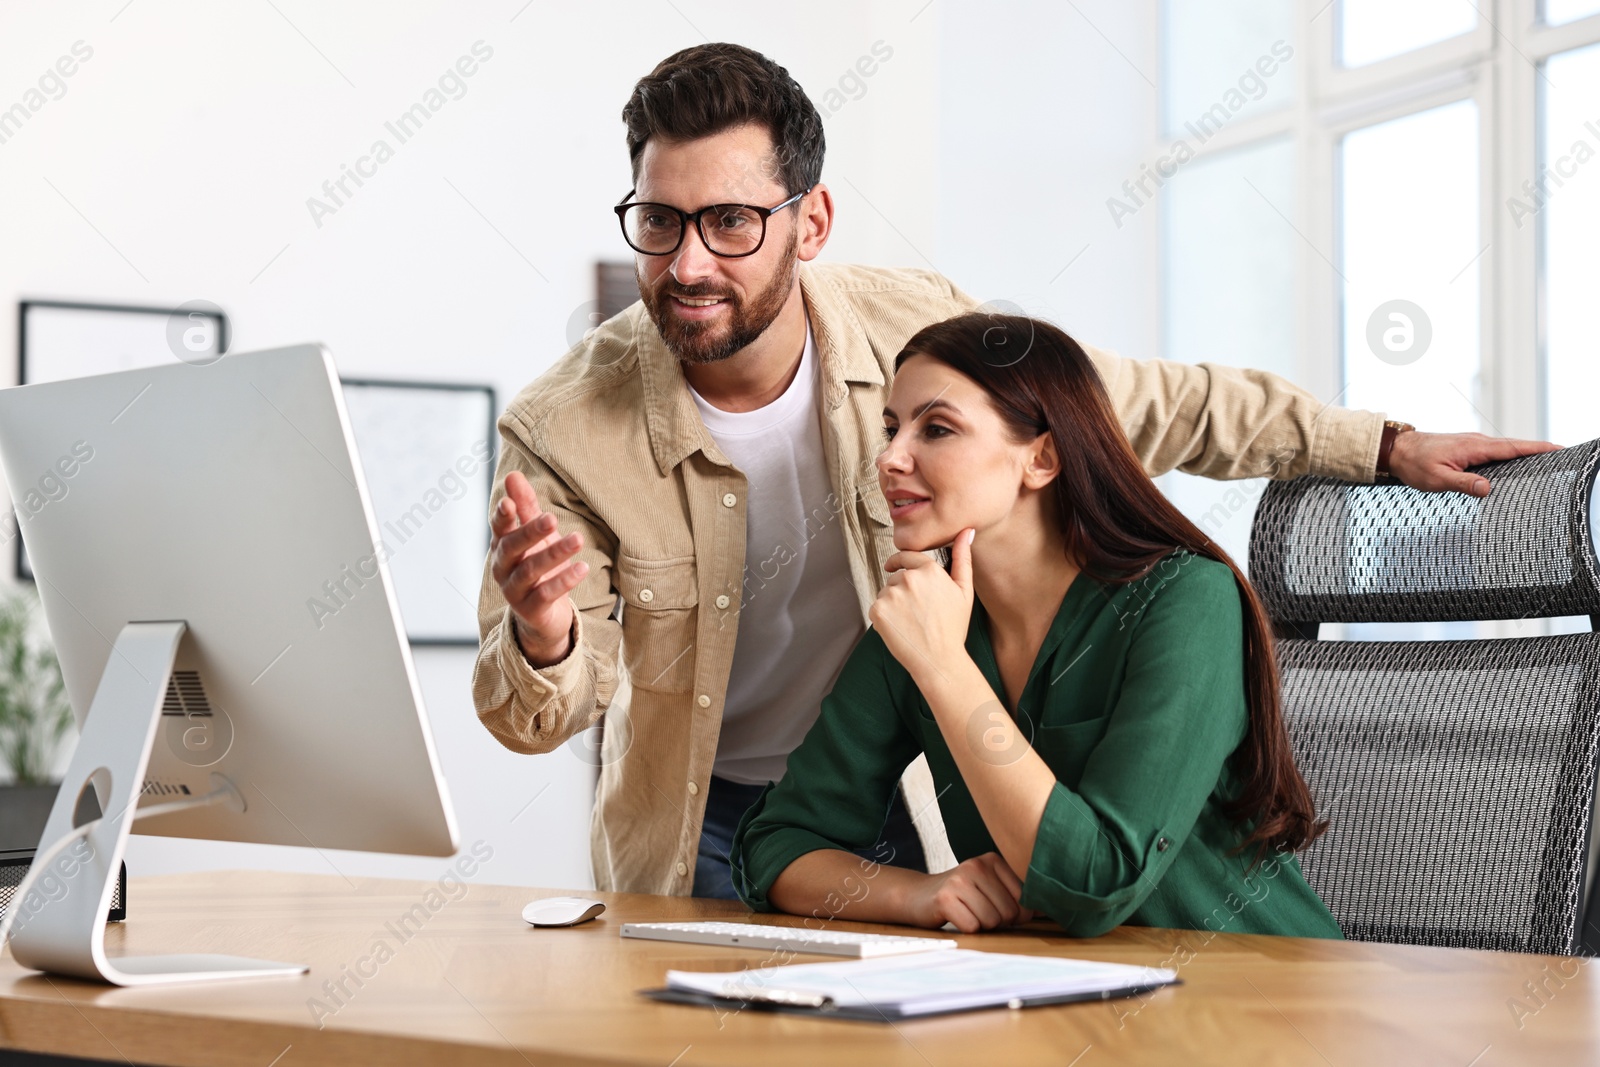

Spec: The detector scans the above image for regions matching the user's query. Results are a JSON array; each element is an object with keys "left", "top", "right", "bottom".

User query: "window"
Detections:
[
  {"left": 1337, "top": 0, "right": 1478, "bottom": 67},
  {"left": 1340, "top": 100, "right": 1481, "bottom": 433},
  {"left": 1541, "top": 42, "right": 1600, "bottom": 448},
  {"left": 1544, "top": 0, "right": 1600, "bottom": 26},
  {"left": 1154, "top": 2, "right": 1600, "bottom": 639},
  {"left": 1159, "top": 138, "right": 1296, "bottom": 564},
  {"left": 1166, "top": 138, "right": 1297, "bottom": 383},
  {"left": 1162, "top": 0, "right": 1294, "bottom": 135}
]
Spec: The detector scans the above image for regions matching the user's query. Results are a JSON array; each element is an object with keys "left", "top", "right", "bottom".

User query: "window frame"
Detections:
[
  {"left": 1155, "top": 0, "right": 1600, "bottom": 637},
  {"left": 1156, "top": 0, "right": 1600, "bottom": 439},
  {"left": 1317, "top": 1, "right": 1494, "bottom": 99}
]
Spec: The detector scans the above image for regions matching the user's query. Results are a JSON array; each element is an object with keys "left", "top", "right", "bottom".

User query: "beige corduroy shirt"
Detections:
[{"left": 472, "top": 261, "right": 1384, "bottom": 896}]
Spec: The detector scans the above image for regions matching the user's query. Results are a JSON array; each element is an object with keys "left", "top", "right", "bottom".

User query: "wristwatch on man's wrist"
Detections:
[{"left": 1375, "top": 420, "right": 1415, "bottom": 484}]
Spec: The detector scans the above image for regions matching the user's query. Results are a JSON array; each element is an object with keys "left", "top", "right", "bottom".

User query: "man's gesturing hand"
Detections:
[
  {"left": 1388, "top": 431, "right": 1560, "bottom": 497},
  {"left": 490, "top": 470, "right": 588, "bottom": 667}
]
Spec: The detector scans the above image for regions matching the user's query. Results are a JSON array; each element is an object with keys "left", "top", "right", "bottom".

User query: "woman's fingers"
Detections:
[
  {"left": 917, "top": 859, "right": 1034, "bottom": 932},
  {"left": 941, "top": 896, "right": 983, "bottom": 934},
  {"left": 941, "top": 866, "right": 1006, "bottom": 929},
  {"left": 968, "top": 865, "right": 1022, "bottom": 927},
  {"left": 984, "top": 852, "right": 1026, "bottom": 902},
  {"left": 883, "top": 550, "right": 935, "bottom": 574},
  {"left": 946, "top": 887, "right": 995, "bottom": 932}
]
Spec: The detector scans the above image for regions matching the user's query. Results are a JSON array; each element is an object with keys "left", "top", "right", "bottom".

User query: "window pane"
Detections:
[
  {"left": 1542, "top": 43, "right": 1600, "bottom": 446},
  {"left": 1158, "top": 138, "right": 1295, "bottom": 565},
  {"left": 1341, "top": 100, "right": 1481, "bottom": 434},
  {"left": 1165, "top": 138, "right": 1297, "bottom": 379},
  {"left": 1544, "top": 0, "right": 1600, "bottom": 25},
  {"left": 1161, "top": 0, "right": 1294, "bottom": 138},
  {"left": 1338, "top": 0, "right": 1477, "bottom": 67}
]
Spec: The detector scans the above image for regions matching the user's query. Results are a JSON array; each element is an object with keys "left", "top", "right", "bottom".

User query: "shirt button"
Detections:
[
  {"left": 1156, "top": 837, "right": 1170, "bottom": 852},
  {"left": 697, "top": 694, "right": 711, "bottom": 708},
  {"left": 676, "top": 861, "right": 688, "bottom": 877},
  {"left": 688, "top": 781, "right": 699, "bottom": 796},
  {"left": 638, "top": 588, "right": 654, "bottom": 604},
  {"left": 722, "top": 493, "right": 737, "bottom": 508},
  {"left": 714, "top": 594, "right": 730, "bottom": 609}
]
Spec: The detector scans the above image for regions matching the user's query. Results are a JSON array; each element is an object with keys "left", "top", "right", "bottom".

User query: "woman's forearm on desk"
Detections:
[
  {"left": 768, "top": 848, "right": 1033, "bottom": 933},
  {"left": 917, "top": 656, "right": 1057, "bottom": 881},
  {"left": 768, "top": 849, "right": 929, "bottom": 924}
]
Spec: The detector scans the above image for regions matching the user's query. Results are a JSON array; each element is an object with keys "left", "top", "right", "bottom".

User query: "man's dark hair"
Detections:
[{"left": 622, "top": 43, "right": 825, "bottom": 200}]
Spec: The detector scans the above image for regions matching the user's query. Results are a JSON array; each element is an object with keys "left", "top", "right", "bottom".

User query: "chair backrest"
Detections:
[{"left": 1247, "top": 441, "right": 1600, "bottom": 955}]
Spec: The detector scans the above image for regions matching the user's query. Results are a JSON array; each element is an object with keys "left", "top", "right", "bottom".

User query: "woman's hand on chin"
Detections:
[
  {"left": 869, "top": 527, "right": 977, "bottom": 687},
  {"left": 899, "top": 852, "right": 1034, "bottom": 933}
]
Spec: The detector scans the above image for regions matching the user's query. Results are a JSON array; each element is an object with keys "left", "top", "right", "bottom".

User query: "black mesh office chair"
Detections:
[{"left": 1248, "top": 440, "right": 1600, "bottom": 956}]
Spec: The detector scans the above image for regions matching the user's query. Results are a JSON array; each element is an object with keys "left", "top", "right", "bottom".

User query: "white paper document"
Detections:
[{"left": 665, "top": 949, "right": 1178, "bottom": 1017}]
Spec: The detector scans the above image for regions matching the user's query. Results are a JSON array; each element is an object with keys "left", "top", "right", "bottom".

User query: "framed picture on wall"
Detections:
[
  {"left": 339, "top": 379, "right": 498, "bottom": 646},
  {"left": 597, "top": 261, "right": 637, "bottom": 320},
  {"left": 19, "top": 299, "right": 229, "bottom": 385},
  {"left": 15, "top": 299, "right": 231, "bottom": 580}
]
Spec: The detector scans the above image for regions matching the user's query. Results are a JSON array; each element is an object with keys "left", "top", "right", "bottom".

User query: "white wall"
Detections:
[
  {"left": 937, "top": 0, "right": 1161, "bottom": 357},
  {"left": 0, "top": 0, "right": 1152, "bottom": 888}
]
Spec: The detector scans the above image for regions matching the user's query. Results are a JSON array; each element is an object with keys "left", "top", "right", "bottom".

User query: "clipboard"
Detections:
[
  {"left": 640, "top": 950, "right": 1181, "bottom": 1023},
  {"left": 640, "top": 977, "right": 1179, "bottom": 1022}
]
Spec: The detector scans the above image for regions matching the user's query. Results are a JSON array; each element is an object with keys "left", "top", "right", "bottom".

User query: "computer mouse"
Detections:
[{"left": 521, "top": 896, "right": 606, "bottom": 927}]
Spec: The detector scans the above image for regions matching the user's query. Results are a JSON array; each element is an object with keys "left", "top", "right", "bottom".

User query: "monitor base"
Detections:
[{"left": 7, "top": 621, "right": 309, "bottom": 986}]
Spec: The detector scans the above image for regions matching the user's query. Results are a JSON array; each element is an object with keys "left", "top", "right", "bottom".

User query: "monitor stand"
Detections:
[{"left": 8, "top": 621, "right": 308, "bottom": 985}]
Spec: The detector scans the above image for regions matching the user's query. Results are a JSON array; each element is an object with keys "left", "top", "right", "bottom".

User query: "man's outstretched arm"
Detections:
[
  {"left": 1078, "top": 344, "right": 1557, "bottom": 494},
  {"left": 932, "top": 274, "right": 1557, "bottom": 496}
]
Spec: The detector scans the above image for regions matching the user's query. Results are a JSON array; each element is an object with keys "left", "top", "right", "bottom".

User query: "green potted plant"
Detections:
[{"left": 0, "top": 587, "right": 75, "bottom": 851}]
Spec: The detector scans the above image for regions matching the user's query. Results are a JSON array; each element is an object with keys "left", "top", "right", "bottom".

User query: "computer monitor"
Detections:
[{"left": 0, "top": 343, "right": 459, "bottom": 985}]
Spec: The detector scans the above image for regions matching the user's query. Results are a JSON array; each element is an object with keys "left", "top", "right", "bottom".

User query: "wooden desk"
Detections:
[{"left": 1, "top": 870, "right": 1596, "bottom": 1066}]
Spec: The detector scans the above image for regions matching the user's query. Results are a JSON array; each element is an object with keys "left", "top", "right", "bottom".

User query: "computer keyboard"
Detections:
[{"left": 619, "top": 920, "right": 958, "bottom": 958}]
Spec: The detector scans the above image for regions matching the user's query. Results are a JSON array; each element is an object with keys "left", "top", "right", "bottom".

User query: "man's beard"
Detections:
[{"left": 638, "top": 228, "right": 798, "bottom": 367}]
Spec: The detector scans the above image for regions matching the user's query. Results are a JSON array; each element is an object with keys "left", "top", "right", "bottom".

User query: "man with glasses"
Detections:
[
  {"left": 473, "top": 42, "right": 1553, "bottom": 900},
  {"left": 616, "top": 188, "right": 810, "bottom": 261}
]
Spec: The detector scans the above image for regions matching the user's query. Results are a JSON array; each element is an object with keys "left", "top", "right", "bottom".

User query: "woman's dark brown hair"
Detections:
[{"left": 896, "top": 311, "right": 1326, "bottom": 862}]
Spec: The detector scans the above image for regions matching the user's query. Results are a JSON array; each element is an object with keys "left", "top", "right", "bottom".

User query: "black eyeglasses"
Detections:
[{"left": 613, "top": 187, "right": 811, "bottom": 258}]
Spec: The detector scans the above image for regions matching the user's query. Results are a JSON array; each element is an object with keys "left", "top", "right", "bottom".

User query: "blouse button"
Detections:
[
  {"left": 638, "top": 588, "right": 654, "bottom": 604},
  {"left": 697, "top": 694, "right": 711, "bottom": 708},
  {"left": 676, "top": 861, "right": 688, "bottom": 877},
  {"left": 715, "top": 594, "right": 730, "bottom": 609},
  {"left": 1156, "top": 837, "right": 1170, "bottom": 852},
  {"left": 723, "top": 493, "right": 737, "bottom": 508}
]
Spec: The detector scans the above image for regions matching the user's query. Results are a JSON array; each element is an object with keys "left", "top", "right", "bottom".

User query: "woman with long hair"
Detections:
[{"left": 729, "top": 312, "right": 1342, "bottom": 937}]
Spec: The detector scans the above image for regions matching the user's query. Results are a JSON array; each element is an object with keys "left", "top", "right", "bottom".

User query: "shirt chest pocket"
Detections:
[{"left": 614, "top": 554, "right": 699, "bottom": 694}]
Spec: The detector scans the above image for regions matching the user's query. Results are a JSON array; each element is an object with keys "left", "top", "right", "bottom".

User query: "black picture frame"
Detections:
[
  {"left": 339, "top": 377, "right": 498, "bottom": 646},
  {"left": 15, "top": 299, "right": 232, "bottom": 582}
]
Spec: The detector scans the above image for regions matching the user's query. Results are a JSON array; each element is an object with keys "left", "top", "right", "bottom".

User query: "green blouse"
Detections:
[{"left": 731, "top": 552, "right": 1344, "bottom": 940}]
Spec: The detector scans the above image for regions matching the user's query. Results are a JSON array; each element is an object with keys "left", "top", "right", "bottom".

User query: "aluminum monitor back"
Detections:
[{"left": 0, "top": 344, "right": 458, "bottom": 857}]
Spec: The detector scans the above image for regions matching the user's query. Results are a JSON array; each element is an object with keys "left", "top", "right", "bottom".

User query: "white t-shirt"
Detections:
[{"left": 688, "top": 323, "right": 865, "bottom": 785}]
